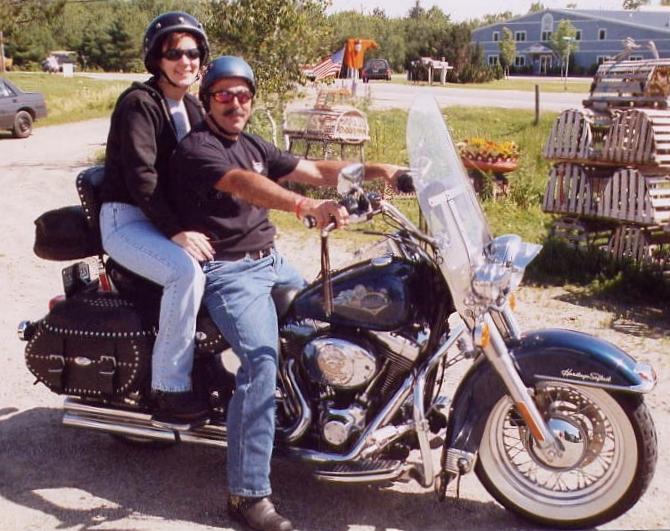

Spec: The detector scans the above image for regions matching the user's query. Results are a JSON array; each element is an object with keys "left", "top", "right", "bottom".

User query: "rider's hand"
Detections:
[
  {"left": 171, "top": 231, "right": 215, "bottom": 262},
  {"left": 301, "top": 198, "right": 349, "bottom": 229},
  {"left": 373, "top": 164, "right": 410, "bottom": 190}
]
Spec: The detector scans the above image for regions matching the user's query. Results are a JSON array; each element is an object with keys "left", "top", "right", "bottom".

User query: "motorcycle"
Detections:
[{"left": 18, "top": 98, "right": 657, "bottom": 528}]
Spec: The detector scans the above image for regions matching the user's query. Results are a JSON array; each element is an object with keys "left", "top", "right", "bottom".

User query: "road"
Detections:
[{"left": 79, "top": 72, "right": 586, "bottom": 112}]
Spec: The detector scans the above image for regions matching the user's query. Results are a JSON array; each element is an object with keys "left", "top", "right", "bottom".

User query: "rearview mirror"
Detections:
[{"left": 337, "top": 163, "right": 364, "bottom": 195}]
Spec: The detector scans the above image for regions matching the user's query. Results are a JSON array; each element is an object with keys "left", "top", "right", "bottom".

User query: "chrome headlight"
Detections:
[{"left": 473, "top": 235, "right": 542, "bottom": 301}]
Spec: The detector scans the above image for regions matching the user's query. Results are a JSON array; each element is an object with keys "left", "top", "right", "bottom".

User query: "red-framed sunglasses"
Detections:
[
  {"left": 162, "top": 48, "right": 201, "bottom": 61},
  {"left": 209, "top": 89, "right": 254, "bottom": 105}
]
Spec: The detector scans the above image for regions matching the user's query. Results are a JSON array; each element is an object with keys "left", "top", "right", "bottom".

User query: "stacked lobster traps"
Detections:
[
  {"left": 542, "top": 58, "right": 670, "bottom": 270},
  {"left": 282, "top": 87, "right": 370, "bottom": 162}
]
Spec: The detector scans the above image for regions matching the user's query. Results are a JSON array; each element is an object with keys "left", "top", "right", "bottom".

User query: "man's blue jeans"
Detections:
[{"left": 202, "top": 250, "right": 306, "bottom": 497}]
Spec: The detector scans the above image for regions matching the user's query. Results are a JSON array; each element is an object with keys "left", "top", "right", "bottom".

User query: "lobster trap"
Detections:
[
  {"left": 542, "top": 58, "right": 670, "bottom": 271},
  {"left": 283, "top": 88, "right": 369, "bottom": 162}
]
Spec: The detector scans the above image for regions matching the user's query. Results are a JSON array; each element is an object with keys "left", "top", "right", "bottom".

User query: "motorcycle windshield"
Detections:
[{"left": 407, "top": 98, "right": 491, "bottom": 313}]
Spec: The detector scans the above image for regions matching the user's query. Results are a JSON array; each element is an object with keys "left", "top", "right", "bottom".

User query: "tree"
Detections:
[
  {"left": 476, "top": 12, "right": 514, "bottom": 27},
  {"left": 499, "top": 27, "right": 516, "bottom": 78},
  {"left": 550, "top": 19, "right": 579, "bottom": 78},
  {"left": 623, "top": 0, "right": 650, "bottom": 8},
  {"left": 203, "top": 0, "right": 330, "bottom": 101},
  {"left": 529, "top": 2, "right": 545, "bottom": 12}
]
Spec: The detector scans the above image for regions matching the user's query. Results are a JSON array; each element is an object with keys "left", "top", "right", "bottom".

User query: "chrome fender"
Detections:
[{"left": 444, "top": 328, "right": 656, "bottom": 455}]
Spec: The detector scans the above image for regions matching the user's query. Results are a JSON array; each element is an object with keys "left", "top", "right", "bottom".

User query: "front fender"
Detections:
[{"left": 444, "top": 328, "right": 656, "bottom": 455}]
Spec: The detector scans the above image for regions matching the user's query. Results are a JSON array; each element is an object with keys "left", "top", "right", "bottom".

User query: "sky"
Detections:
[{"left": 326, "top": 0, "right": 668, "bottom": 22}]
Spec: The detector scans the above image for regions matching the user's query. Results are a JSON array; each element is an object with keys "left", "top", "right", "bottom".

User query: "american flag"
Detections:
[{"left": 311, "top": 47, "right": 344, "bottom": 81}]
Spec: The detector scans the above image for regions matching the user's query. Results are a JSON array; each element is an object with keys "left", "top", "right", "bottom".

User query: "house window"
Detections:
[
  {"left": 542, "top": 31, "right": 552, "bottom": 41},
  {"left": 514, "top": 55, "right": 526, "bottom": 67},
  {"left": 575, "top": 30, "right": 582, "bottom": 41},
  {"left": 541, "top": 13, "right": 554, "bottom": 32},
  {"left": 514, "top": 31, "right": 526, "bottom": 42},
  {"left": 630, "top": 55, "right": 643, "bottom": 61},
  {"left": 598, "top": 28, "right": 607, "bottom": 40},
  {"left": 488, "top": 55, "right": 500, "bottom": 65},
  {"left": 492, "top": 31, "right": 499, "bottom": 42},
  {"left": 597, "top": 55, "right": 612, "bottom": 64}
]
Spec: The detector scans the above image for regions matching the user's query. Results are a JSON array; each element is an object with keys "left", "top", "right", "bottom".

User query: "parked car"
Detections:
[
  {"left": 0, "top": 78, "right": 48, "bottom": 138},
  {"left": 362, "top": 58, "right": 392, "bottom": 82}
]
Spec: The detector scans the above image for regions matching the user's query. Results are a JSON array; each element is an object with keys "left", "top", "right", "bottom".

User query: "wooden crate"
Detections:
[
  {"left": 601, "top": 108, "right": 670, "bottom": 167},
  {"left": 596, "top": 170, "right": 670, "bottom": 225},
  {"left": 283, "top": 106, "right": 369, "bottom": 144},
  {"left": 544, "top": 109, "right": 595, "bottom": 160},
  {"left": 543, "top": 164, "right": 670, "bottom": 226},
  {"left": 584, "top": 59, "right": 670, "bottom": 110},
  {"left": 543, "top": 163, "right": 595, "bottom": 216}
]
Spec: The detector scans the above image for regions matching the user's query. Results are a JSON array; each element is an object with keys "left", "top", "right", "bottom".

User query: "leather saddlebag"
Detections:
[
  {"left": 25, "top": 289, "right": 155, "bottom": 398},
  {"left": 33, "top": 205, "right": 103, "bottom": 261}
]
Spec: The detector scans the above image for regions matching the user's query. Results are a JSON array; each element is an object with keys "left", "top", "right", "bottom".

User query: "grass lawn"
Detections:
[
  {"left": 5, "top": 72, "right": 130, "bottom": 126},
  {"left": 389, "top": 73, "right": 591, "bottom": 94}
]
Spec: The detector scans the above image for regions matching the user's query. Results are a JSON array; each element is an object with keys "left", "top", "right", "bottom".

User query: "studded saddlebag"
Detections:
[{"left": 25, "top": 287, "right": 155, "bottom": 398}]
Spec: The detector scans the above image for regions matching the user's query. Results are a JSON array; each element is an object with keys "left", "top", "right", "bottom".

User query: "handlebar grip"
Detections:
[
  {"left": 303, "top": 215, "right": 317, "bottom": 229},
  {"left": 396, "top": 173, "right": 415, "bottom": 194}
]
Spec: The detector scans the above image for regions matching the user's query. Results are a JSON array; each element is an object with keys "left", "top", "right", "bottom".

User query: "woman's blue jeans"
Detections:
[
  {"left": 202, "top": 251, "right": 306, "bottom": 497},
  {"left": 99, "top": 202, "right": 206, "bottom": 392}
]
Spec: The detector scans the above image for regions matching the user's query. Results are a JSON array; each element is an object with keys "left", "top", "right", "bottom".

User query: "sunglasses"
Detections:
[
  {"left": 162, "top": 48, "right": 201, "bottom": 61},
  {"left": 209, "top": 89, "right": 254, "bottom": 105}
]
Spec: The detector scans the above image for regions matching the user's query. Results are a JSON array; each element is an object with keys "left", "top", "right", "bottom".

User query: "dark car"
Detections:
[
  {"left": 362, "top": 58, "right": 392, "bottom": 82},
  {"left": 0, "top": 78, "right": 48, "bottom": 138}
]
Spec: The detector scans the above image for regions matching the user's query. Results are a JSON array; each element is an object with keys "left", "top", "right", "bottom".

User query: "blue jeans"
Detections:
[
  {"left": 202, "top": 250, "right": 306, "bottom": 497},
  {"left": 99, "top": 202, "right": 206, "bottom": 392}
]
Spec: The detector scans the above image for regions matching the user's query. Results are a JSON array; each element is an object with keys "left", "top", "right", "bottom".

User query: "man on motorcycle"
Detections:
[{"left": 168, "top": 55, "right": 405, "bottom": 531}]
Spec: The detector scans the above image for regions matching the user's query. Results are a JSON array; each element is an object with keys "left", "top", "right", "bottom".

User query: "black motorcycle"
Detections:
[{"left": 18, "top": 99, "right": 658, "bottom": 529}]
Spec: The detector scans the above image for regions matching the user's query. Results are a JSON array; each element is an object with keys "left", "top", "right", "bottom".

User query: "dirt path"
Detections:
[{"left": 0, "top": 120, "right": 668, "bottom": 530}]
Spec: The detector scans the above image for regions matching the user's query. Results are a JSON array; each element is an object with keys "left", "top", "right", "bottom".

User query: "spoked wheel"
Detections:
[{"left": 476, "top": 382, "right": 657, "bottom": 529}]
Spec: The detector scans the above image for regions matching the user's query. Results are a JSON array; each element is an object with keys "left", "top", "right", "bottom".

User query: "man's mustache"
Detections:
[{"left": 223, "top": 108, "right": 246, "bottom": 117}]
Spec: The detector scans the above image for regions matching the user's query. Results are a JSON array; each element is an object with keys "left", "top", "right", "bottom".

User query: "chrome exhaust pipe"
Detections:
[{"left": 62, "top": 398, "right": 227, "bottom": 448}]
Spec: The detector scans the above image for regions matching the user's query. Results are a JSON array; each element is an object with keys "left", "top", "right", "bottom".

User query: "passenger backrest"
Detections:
[{"left": 76, "top": 166, "right": 105, "bottom": 235}]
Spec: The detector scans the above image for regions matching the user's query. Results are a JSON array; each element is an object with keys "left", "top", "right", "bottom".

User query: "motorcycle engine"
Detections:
[{"left": 299, "top": 332, "right": 420, "bottom": 448}]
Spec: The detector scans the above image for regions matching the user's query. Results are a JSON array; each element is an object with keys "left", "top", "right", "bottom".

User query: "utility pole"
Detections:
[{"left": 0, "top": 31, "right": 5, "bottom": 73}]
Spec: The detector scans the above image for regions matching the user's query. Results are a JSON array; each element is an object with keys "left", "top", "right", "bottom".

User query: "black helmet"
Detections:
[
  {"left": 199, "top": 55, "right": 256, "bottom": 110},
  {"left": 143, "top": 11, "right": 209, "bottom": 75}
]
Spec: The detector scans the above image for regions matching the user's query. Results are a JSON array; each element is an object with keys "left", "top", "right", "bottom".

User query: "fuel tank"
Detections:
[{"left": 292, "top": 256, "right": 436, "bottom": 331}]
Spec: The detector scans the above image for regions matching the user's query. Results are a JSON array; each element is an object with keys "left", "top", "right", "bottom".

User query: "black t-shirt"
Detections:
[{"left": 168, "top": 121, "right": 299, "bottom": 255}]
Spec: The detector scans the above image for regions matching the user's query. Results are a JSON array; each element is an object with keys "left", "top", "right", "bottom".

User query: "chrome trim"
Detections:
[
  {"left": 279, "top": 359, "right": 313, "bottom": 443},
  {"left": 443, "top": 448, "right": 477, "bottom": 475},
  {"left": 499, "top": 303, "right": 522, "bottom": 341},
  {"left": 534, "top": 371, "right": 657, "bottom": 394},
  {"left": 411, "top": 320, "right": 467, "bottom": 487},
  {"left": 482, "top": 313, "right": 561, "bottom": 458},
  {"left": 63, "top": 398, "right": 227, "bottom": 448},
  {"left": 17, "top": 320, "right": 31, "bottom": 341},
  {"left": 314, "top": 462, "right": 409, "bottom": 484}
]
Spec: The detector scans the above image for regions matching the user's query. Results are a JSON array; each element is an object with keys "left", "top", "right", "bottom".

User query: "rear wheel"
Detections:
[
  {"left": 476, "top": 382, "right": 657, "bottom": 529},
  {"left": 13, "top": 110, "right": 33, "bottom": 138}
]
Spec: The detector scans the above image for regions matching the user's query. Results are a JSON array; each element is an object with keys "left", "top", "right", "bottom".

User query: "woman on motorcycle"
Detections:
[{"left": 98, "top": 11, "right": 213, "bottom": 426}]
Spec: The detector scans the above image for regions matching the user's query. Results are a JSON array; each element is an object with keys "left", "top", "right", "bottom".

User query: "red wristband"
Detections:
[{"left": 294, "top": 197, "right": 308, "bottom": 219}]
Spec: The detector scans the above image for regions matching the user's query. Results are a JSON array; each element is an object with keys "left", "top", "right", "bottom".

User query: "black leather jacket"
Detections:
[{"left": 100, "top": 78, "right": 204, "bottom": 237}]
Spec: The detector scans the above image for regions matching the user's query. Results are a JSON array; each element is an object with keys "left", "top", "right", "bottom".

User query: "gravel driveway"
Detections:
[{"left": 0, "top": 119, "right": 667, "bottom": 530}]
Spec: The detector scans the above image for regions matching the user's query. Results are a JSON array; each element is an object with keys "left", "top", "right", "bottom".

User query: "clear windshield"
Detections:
[{"left": 407, "top": 98, "right": 491, "bottom": 313}]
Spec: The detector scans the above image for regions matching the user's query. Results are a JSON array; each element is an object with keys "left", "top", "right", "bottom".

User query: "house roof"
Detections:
[{"left": 473, "top": 8, "right": 670, "bottom": 35}]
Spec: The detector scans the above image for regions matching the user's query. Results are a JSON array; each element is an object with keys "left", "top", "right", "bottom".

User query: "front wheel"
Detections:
[{"left": 476, "top": 382, "right": 657, "bottom": 529}]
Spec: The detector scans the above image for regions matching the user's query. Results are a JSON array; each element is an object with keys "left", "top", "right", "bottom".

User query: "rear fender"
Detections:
[{"left": 444, "top": 328, "right": 655, "bottom": 455}]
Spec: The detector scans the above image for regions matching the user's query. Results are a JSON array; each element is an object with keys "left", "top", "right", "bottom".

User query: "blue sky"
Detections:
[{"left": 326, "top": 0, "right": 668, "bottom": 22}]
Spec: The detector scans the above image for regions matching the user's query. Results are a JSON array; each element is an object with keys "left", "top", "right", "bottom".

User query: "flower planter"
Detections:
[{"left": 461, "top": 157, "right": 519, "bottom": 174}]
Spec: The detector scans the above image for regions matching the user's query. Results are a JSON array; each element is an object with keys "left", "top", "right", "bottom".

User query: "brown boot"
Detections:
[{"left": 227, "top": 495, "right": 293, "bottom": 531}]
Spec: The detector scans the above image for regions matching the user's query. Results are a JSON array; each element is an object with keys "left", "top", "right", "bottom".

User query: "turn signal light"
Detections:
[
  {"left": 508, "top": 293, "right": 517, "bottom": 311},
  {"left": 474, "top": 322, "right": 490, "bottom": 348}
]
